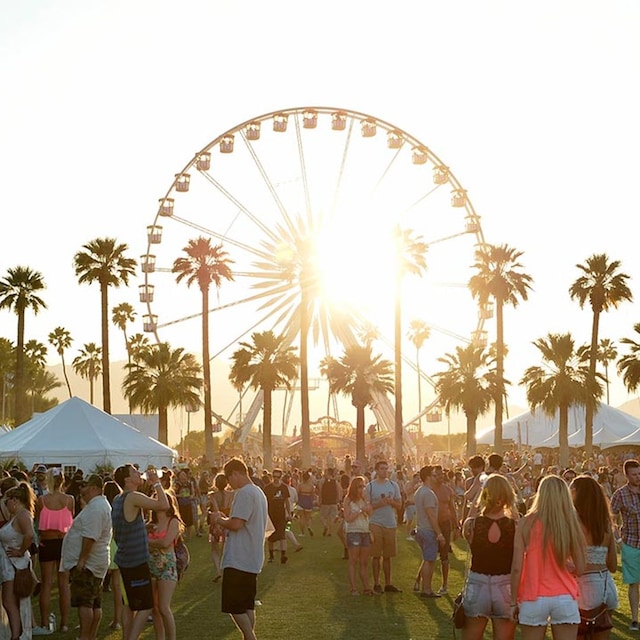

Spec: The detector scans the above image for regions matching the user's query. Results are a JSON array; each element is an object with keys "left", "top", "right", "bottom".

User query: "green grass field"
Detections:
[{"left": 43, "top": 513, "right": 635, "bottom": 639}]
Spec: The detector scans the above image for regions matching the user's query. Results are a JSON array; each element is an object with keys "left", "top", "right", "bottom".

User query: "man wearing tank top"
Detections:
[{"left": 112, "top": 465, "right": 169, "bottom": 640}]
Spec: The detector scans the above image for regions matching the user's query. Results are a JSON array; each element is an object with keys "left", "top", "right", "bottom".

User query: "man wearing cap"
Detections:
[
  {"left": 32, "top": 464, "right": 48, "bottom": 497},
  {"left": 61, "top": 475, "right": 112, "bottom": 640},
  {"left": 112, "top": 464, "right": 169, "bottom": 640}
]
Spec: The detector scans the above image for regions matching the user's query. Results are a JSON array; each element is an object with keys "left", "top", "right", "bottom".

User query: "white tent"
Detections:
[
  {"left": 477, "top": 404, "right": 640, "bottom": 448},
  {"left": 0, "top": 396, "right": 176, "bottom": 470}
]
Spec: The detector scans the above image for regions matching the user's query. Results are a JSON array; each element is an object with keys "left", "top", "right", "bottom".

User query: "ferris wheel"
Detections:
[{"left": 140, "top": 107, "right": 489, "bottom": 441}]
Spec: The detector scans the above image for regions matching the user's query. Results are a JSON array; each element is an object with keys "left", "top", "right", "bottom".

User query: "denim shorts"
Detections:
[
  {"left": 463, "top": 572, "right": 512, "bottom": 619},
  {"left": 577, "top": 570, "right": 619, "bottom": 611},
  {"left": 346, "top": 532, "right": 371, "bottom": 548},
  {"left": 518, "top": 595, "right": 580, "bottom": 626},
  {"left": 415, "top": 528, "right": 438, "bottom": 562}
]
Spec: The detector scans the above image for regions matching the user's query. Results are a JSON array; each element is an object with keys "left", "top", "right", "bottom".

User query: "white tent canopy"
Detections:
[
  {"left": 477, "top": 404, "right": 640, "bottom": 449},
  {"left": 0, "top": 396, "right": 176, "bottom": 471}
]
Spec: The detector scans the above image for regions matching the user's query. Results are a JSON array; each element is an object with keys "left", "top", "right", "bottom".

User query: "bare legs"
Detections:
[
  {"left": 39, "top": 561, "right": 70, "bottom": 628},
  {"left": 1, "top": 580, "right": 22, "bottom": 640},
  {"left": 371, "top": 556, "right": 392, "bottom": 589},
  {"left": 629, "top": 583, "right": 639, "bottom": 624},
  {"left": 78, "top": 604, "right": 102, "bottom": 640},
  {"left": 109, "top": 568, "right": 123, "bottom": 629},
  {"left": 151, "top": 578, "right": 177, "bottom": 640},
  {"left": 347, "top": 547, "right": 371, "bottom": 593},
  {"left": 230, "top": 610, "right": 257, "bottom": 640}
]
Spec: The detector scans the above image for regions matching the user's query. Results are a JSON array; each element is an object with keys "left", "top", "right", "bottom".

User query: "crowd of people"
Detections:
[{"left": 0, "top": 447, "right": 638, "bottom": 640}]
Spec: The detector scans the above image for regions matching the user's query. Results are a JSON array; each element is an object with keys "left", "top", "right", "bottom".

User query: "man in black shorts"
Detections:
[
  {"left": 211, "top": 458, "right": 268, "bottom": 640},
  {"left": 112, "top": 464, "right": 168, "bottom": 640}
]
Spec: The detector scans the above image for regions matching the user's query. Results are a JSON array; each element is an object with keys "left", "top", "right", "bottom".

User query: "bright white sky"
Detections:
[{"left": 2, "top": 0, "right": 640, "bottom": 442}]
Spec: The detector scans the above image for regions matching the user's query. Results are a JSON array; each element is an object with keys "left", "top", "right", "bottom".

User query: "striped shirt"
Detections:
[
  {"left": 611, "top": 484, "right": 640, "bottom": 549},
  {"left": 111, "top": 491, "right": 149, "bottom": 568}
]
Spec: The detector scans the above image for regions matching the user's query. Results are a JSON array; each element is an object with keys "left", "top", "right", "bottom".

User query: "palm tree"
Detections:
[
  {"left": 229, "top": 331, "right": 298, "bottom": 468},
  {"left": 73, "top": 238, "right": 137, "bottom": 414},
  {"left": 122, "top": 342, "right": 202, "bottom": 445},
  {"left": 617, "top": 324, "right": 640, "bottom": 396},
  {"left": 0, "top": 266, "right": 47, "bottom": 426},
  {"left": 597, "top": 338, "right": 618, "bottom": 405},
  {"left": 28, "top": 369, "right": 61, "bottom": 413},
  {"left": 407, "top": 319, "right": 430, "bottom": 435},
  {"left": 48, "top": 326, "right": 73, "bottom": 398},
  {"left": 569, "top": 254, "right": 632, "bottom": 457},
  {"left": 172, "top": 237, "right": 234, "bottom": 463},
  {"left": 72, "top": 343, "right": 103, "bottom": 405},
  {"left": 0, "top": 338, "right": 15, "bottom": 424},
  {"left": 127, "top": 333, "right": 152, "bottom": 363},
  {"left": 433, "top": 343, "right": 496, "bottom": 456},
  {"left": 469, "top": 243, "right": 533, "bottom": 453},
  {"left": 521, "top": 333, "right": 602, "bottom": 468},
  {"left": 321, "top": 344, "right": 394, "bottom": 463},
  {"left": 393, "top": 227, "right": 427, "bottom": 462},
  {"left": 112, "top": 302, "right": 136, "bottom": 412}
]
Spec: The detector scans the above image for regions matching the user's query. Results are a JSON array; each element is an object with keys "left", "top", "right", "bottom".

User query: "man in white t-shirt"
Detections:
[
  {"left": 60, "top": 474, "right": 112, "bottom": 640},
  {"left": 212, "top": 458, "right": 268, "bottom": 640}
]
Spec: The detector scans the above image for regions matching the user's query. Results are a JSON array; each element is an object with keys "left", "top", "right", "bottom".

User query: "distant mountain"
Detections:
[{"left": 617, "top": 398, "right": 640, "bottom": 419}]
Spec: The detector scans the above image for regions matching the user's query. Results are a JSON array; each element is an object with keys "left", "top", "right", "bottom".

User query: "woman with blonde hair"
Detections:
[
  {"left": 570, "top": 475, "right": 618, "bottom": 639},
  {"left": 461, "top": 473, "right": 519, "bottom": 640},
  {"left": 208, "top": 473, "right": 234, "bottom": 583},
  {"left": 34, "top": 467, "right": 74, "bottom": 634},
  {"left": 342, "top": 475, "right": 374, "bottom": 596},
  {"left": 0, "top": 482, "right": 37, "bottom": 640},
  {"left": 148, "top": 489, "right": 183, "bottom": 640},
  {"left": 511, "top": 474, "right": 586, "bottom": 640}
]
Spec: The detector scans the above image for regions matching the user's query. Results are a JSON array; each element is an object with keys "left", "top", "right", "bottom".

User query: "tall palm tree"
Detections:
[
  {"left": 569, "top": 254, "right": 632, "bottom": 458},
  {"left": 72, "top": 343, "right": 102, "bottom": 405},
  {"left": 521, "top": 333, "right": 602, "bottom": 468},
  {"left": 172, "top": 237, "right": 234, "bottom": 463},
  {"left": 0, "top": 266, "right": 47, "bottom": 426},
  {"left": 229, "top": 331, "right": 298, "bottom": 469},
  {"left": 321, "top": 344, "right": 394, "bottom": 463},
  {"left": 469, "top": 243, "right": 533, "bottom": 453},
  {"left": 122, "top": 342, "right": 202, "bottom": 445},
  {"left": 28, "top": 369, "right": 61, "bottom": 413},
  {"left": 112, "top": 302, "right": 136, "bottom": 412},
  {"left": 597, "top": 338, "right": 618, "bottom": 405},
  {"left": 433, "top": 343, "right": 496, "bottom": 456},
  {"left": 23, "top": 340, "right": 51, "bottom": 413},
  {"left": 73, "top": 238, "right": 137, "bottom": 414},
  {"left": 394, "top": 227, "right": 427, "bottom": 462},
  {"left": 617, "top": 324, "right": 640, "bottom": 396},
  {"left": 0, "top": 338, "right": 15, "bottom": 424},
  {"left": 48, "top": 326, "right": 73, "bottom": 398},
  {"left": 407, "top": 319, "right": 430, "bottom": 434}
]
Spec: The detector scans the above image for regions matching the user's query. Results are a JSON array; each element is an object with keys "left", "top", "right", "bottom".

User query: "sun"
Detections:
[{"left": 314, "top": 215, "right": 398, "bottom": 325}]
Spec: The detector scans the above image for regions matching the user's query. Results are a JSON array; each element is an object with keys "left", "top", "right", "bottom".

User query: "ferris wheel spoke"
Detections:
[
  {"left": 293, "top": 113, "right": 314, "bottom": 226},
  {"left": 371, "top": 145, "right": 404, "bottom": 199},
  {"left": 402, "top": 183, "right": 444, "bottom": 216},
  {"left": 198, "top": 170, "right": 279, "bottom": 243},
  {"left": 239, "top": 130, "right": 298, "bottom": 238},
  {"left": 328, "top": 117, "right": 356, "bottom": 223},
  {"left": 170, "top": 214, "right": 271, "bottom": 260}
]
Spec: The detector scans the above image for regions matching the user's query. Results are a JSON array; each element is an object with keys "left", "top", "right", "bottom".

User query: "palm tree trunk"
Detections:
[
  {"left": 416, "top": 347, "right": 422, "bottom": 435},
  {"left": 300, "top": 290, "right": 311, "bottom": 467},
  {"left": 158, "top": 405, "right": 169, "bottom": 445},
  {"left": 124, "top": 328, "right": 132, "bottom": 413},
  {"left": 263, "top": 388, "right": 273, "bottom": 469},
  {"left": 585, "top": 311, "right": 600, "bottom": 459},
  {"left": 89, "top": 377, "right": 95, "bottom": 405},
  {"left": 356, "top": 404, "right": 366, "bottom": 463},
  {"left": 494, "top": 299, "right": 505, "bottom": 454},
  {"left": 61, "top": 355, "right": 72, "bottom": 398},
  {"left": 14, "top": 308, "right": 26, "bottom": 425},
  {"left": 100, "top": 282, "right": 111, "bottom": 414},
  {"left": 394, "top": 274, "right": 403, "bottom": 464},
  {"left": 202, "top": 285, "right": 214, "bottom": 463},
  {"left": 559, "top": 404, "right": 569, "bottom": 468},
  {"left": 466, "top": 411, "right": 477, "bottom": 456}
]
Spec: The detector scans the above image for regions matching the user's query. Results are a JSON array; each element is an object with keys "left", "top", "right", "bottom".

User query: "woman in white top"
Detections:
[{"left": 342, "top": 476, "right": 373, "bottom": 596}]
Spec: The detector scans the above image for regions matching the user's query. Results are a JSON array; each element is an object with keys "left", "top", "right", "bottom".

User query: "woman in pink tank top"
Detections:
[
  {"left": 510, "top": 474, "right": 586, "bottom": 640},
  {"left": 34, "top": 468, "right": 75, "bottom": 634}
]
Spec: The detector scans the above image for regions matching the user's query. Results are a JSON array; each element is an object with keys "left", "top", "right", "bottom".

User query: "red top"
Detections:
[{"left": 518, "top": 519, "right": 578, "bottom": 602}]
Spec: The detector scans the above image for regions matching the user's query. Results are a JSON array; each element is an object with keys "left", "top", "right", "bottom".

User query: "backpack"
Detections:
[
  {"left": 174, "top": 535, "right": 190, "bottom": 581},
  {"left": 320, "top": 478, "right": 338, "bottom": 504}
]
